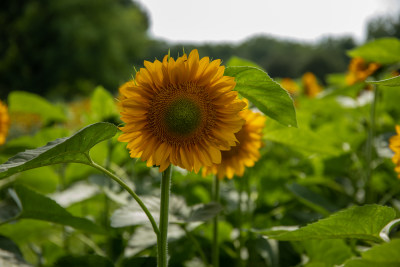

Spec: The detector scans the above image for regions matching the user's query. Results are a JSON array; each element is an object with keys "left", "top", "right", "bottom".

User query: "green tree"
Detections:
[{"left": 0, "top": 0, "right": 149, "bottom": 99}]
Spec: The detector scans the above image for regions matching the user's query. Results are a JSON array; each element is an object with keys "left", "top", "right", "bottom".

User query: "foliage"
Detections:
[
  {"left": 0, "top": 0, "right": 149, "bottom": 99},
  {"left": 0, "top": 37, "right": 400, "bottom": 267}
]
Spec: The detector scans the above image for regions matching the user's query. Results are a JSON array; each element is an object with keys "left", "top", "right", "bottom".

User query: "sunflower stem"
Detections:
[
  {"left": 158, "top": 165, "right": 172, "bottom": 267},
  {"left": 89, "top": 162, "right": 160, "bottom": 236},
  {"left": 212, "top": 175, "right": 220, "bottom": 267}
]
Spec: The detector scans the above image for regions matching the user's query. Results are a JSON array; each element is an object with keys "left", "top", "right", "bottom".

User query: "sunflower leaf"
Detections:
[
  {"left": 368, "top": 75, "right": 400, "bottom": 87},
  {"left": 10, "top": 185, "right": 106, "bottom": 235},
  {"left": 0, "top": 122, "right": 118, "bottom": 179},
  {"left": 347, "top": 37, "right": 400, "bottom": 64},
  {"left": 265, "top": 205, "right": 396, "bottom": 243},
  {"left": 344, "top": 239, "right": 400, "bottom": 267},
  {"left": 225, "top": 66, "right": 297, "bottom": 127}
]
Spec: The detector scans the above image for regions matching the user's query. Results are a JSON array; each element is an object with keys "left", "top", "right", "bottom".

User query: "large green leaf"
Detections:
[
  {"left": 347, "top": 38, "right": 400, "bottom": 64},
  {"left": 344, "top": 239, "right": 400, "bottom": 267},
  {"left": 266, "top": 205, "right": 396, "bottom": 243},
  {"left": 225, "top": 66, "right": 297, "bottom": 127},
  {"left": 8, "top": 91, "right": 67, "bottom": 123},
  {"left": 9, "top": 185, "right": 106, "bottom": 235},
  {"left": 368, "top": 75, "right": 400, "bottom": 87},
  {"left": 0, "top": 123, "right": 118, "bottom": 179}
]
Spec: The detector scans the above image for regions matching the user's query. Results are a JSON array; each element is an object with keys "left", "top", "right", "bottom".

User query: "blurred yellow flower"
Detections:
[
  {"left": 0, "top": 100, "right": 10, "bottom": 145},
  {"left": 202, "top": 106, "right": 265, "bottom": 179},
  {"left": 302, "top": 72, "right": 322, "bottom": 98},
  {"left": 281, "top": 78, "right": 300, "bottom": 95},
  {"left": 345, "top": 57, "right": 380, "bottom": 85},
  {"left": 389, "top": 125, "right": 400, "bottom": 179},
  {"left": 118, "top": 50, "right": 246, "bottom": 173}
]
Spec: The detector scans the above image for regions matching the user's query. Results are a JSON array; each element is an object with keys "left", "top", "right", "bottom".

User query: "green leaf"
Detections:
[
  {"left": 225, "top": 66, "right": 297, "bottom": 127},
  {"left": 0, "top": 122, "right": 118, "bottom": 179},
  {"left": 344, "top": 239, "right": 400, "bottom": 267},
  {"left": 302, "top": 239, "right": 353, "bottom": 267},
  {"left": 264, "top": 123, "right": 342, "bottom": 156},
  {"left": 267, "top": 205, "right": 396, "bottom": 242},
  {"left": 347, "top": 37, "right": 400, "bottom": 64},
  {"left": 54, "top": 255, "right": 114, "bottom": 267},
  {"left": 186, "top": 202, "right": 223, "bottom": 222},
  {"left": 8, "top": 91, "right": 67, "bottom": 123},
  {"left": 15, "top": 167, "right": 59, "bottom": 194},
  {"left": 90, "top": 86, "right": 119, "bottom": 122},
  {"left": 10, "top": 185, "right": 106, "bottom": 235},
  {"left": 287, "top": 183, "right": 338, "bottom": 216},
  {"left": 368, "top": 75, "right": 400, "bottom": 87}
]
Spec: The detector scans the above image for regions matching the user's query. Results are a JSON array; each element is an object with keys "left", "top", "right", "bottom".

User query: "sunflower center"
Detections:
[{"left": 164, "top": 98, "right": 202, "bottom": 136}]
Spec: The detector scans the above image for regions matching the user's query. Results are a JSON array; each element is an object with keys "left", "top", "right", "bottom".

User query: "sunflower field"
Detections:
[{"left": 1, "top": 36, "right": 400, "bottom": 267}]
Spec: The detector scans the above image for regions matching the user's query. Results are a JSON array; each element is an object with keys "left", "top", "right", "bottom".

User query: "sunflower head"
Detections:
[
  {"left": 118, "top": 50, "right": 246, "bottom": 173},
  {"left": 302, "top": 72, "right": 322, "bottom": 98},
  {"left": 389, "top": 125, "right": 400, "bottom": 179},
  {"left": 0, "top": 100, "right": 10, "bottom": 145},
  {"left": 202, "top": 102, "right": 266, "bottom": 179},
  {"left": 345, "top": 57, "right": 380, "bottom": 85},
  {"left": 281, "top": 77, "right": 300, "bottom": 96}
]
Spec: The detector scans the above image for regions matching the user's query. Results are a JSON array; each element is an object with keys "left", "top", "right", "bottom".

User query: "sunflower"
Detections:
[
  {"left": 281, "top": 77, "right": 300, "bottom": 96},
  {"left": 302, "top": 72, "right": 322, "bottom": 98},
  {"left": 389, "top": 125, "right": 400, "bottom": 179},
  {"left": 118, "top": 50, "right": 246, "bottom": 173},
  {"left": 0, "top": 100, "right": 10, "bottom": 145},
  {"left": 345, "top": 57, "right": 380, "bottom": 85},
  {"left": 202, "top": 105, "right": 265, "bottom": 179}
]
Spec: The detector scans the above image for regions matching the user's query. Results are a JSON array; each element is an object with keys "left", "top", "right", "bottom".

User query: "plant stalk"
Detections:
[
  {"left": 158, "top": 165, "right": 172, "bottom": 267},
  {"left": 212, "top": 175, "right": 220, "bottom": 267}
]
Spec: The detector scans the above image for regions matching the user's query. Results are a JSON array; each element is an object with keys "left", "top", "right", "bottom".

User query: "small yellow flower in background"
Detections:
[
  {"left": 345, "top": 57, "right": 380, "bottom": 85},
  {"left": 202, "top": 104, "right": 266, "bottom": 179},
  {"left": 281, "top": 78, "right": 300, "bottom": 95},
  {"left": 389, "top": 125, "right": 400, "bottom": 179},
  {"left": 0, "top": 100, "right": 10, "bottom": 145},
  {"left": 118, "top": 50, "right": 246, "bottom": 173},
  {"left": 302, "top": 72, "right": 322, "bottom": 98}
]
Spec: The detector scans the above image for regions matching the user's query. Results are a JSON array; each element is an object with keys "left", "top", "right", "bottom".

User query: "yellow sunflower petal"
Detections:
[
  {"left": 118, "top": 50, "right": 246, "bottom": 173},
  {"left": 202, "top": 106, "right": 266, "bottom": 179}
]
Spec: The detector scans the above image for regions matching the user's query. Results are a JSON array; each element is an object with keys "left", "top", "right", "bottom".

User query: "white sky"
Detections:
[{"left": 136, "top": 0, "right": 400, "bottom": 44}]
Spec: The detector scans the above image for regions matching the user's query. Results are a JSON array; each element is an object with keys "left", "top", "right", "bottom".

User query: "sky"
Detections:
[{"left": 136, "top": 0, "right": 400, "bottom": 44}]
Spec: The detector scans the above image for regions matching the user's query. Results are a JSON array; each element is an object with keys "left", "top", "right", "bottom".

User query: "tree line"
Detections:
[{"left": 1, "top": 0, "right": 398, "bottom": 99}]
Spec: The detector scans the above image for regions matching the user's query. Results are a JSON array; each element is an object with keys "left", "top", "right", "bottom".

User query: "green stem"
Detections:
[
  {"left": 237, "top": 177, "right": 244, "bottom": 266},
  {"left": 212, "top": 175, "right": 220, "bottom": 267},
  {"left": 158, "top": 165, "right": 172, "bottom": 267},
  {"left": 365, "top": 85, "right": 378, "bottom": 203},
  {"left": 89, "top": 162, "right": 160, "bottom": 236}
]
